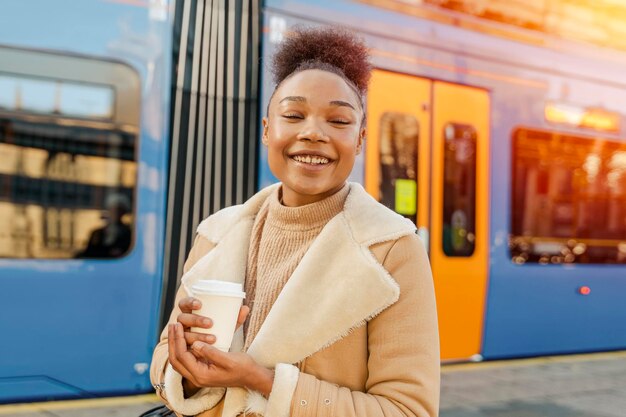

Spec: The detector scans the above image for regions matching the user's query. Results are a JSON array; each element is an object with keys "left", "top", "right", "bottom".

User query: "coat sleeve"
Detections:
[
  {"left": 274, "top": 233, "right": 440, "bottom": 417},
  {"left": 149, "top": 234, "right": 227, "bottom": 417}
]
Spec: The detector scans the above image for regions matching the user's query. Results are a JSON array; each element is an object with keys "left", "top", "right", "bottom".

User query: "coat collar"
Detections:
[
  {"left": 181, "top": 182, "right": 415, "bottom": 414},
  {"left": 196, "top": 182, "right": 414, "bottom": 248}
]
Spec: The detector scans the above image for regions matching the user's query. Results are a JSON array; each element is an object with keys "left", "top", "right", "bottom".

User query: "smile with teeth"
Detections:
[{"left": 291, "top": 155, "right": 331, "bottom": 165}]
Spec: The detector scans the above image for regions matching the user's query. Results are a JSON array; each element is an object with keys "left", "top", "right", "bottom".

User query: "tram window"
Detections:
[
  {"left": 442, "top": 123, "right": 477, "bottom": 257},
  {"left": 0, "top": 57, "right": 139, "bottom": 259},
  {"left": 378, "top": 112, "right": 419, "bottom": 224},
  {"left": 510, "top": 129, "right": 626, "bottom": 265}
]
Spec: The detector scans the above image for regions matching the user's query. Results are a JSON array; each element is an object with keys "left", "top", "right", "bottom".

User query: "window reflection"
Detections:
[
  {"left": 511, "top": 129, "right": 626, "bottom": 264},
  {"left": 74, "top": 193, "right": 132, "bottom": 258},
  {"left": 378, "top": 112, "right": 419, "bottom": 224},
  {"left": 0, "top": 73, "right": 114, "bottom": 119},
  {"left": 442, "top": 123, "right": 477, "bottom": 257},
  {"left": 0, "top": 75, "right": 136, "bottom": 259}
]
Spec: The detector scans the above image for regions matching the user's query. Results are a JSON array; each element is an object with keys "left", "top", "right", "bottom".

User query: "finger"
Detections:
[
  {"left": 176, "top": 324, "right": 212, "bottom": 375},
  {"left": 184, "top": 331, "right": 216, "bottom": 346},
  {"left": 235, "top": 305, "right": 250, "bottom": 330},
  {"left": 190, "top": 347, "right": 212, "bottom": 363},
  {"left": 178, "top": 297, "right": 202, "bottom": 313},
  {"left": 177, "top": 313, "right": 213, "bottom": 329},
  {"left": 168, "top": 324, "right": 195, "bottom": 382},
  {"left": 191, "top": 341, "right": 230, "bottom": 366},
  {"left": 173, "top": 323, "right": 208, "bottom": 377}
]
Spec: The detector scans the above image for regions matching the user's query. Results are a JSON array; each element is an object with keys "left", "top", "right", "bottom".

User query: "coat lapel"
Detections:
[
  {"left": 181, "top": 217, "right": 252, "bottom": 291},
  {"left": 246, "top": 212, "right": 400, "bottom": 366},
  {"left": 181, "top": 184, "right": 279, "bottom": 291}
]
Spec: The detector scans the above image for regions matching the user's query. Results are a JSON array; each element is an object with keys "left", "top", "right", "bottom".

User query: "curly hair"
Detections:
[{"left": 271, "top": 26, "right": 372, "bottom": 100}]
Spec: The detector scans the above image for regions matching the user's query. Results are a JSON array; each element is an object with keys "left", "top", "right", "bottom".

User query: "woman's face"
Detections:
[{"left": 263, "top": 69, "right": 365, "bottom": 207}]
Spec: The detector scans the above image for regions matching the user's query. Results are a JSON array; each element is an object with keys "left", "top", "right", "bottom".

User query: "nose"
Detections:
[{"left": 296, "top": 118, "right": 329, "bottom": 142}]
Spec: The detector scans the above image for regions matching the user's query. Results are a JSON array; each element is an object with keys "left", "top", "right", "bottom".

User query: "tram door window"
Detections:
[
  {"left": 0, "top": 47, "right": 140, "bottom": 259},
  {"left": 511, "top": 128, "right": 626, "bottom": 264},
  {"left": 379, "top": 112, "right": 419, "bottom": 224},
  {"left": 442, "top": 123, "right": 477, "bottom": 257}
]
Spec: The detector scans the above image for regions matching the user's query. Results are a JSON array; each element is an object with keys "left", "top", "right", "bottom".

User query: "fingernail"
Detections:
[
  {"left": 205, "top": 335, "right": 215, "bottom": 343},
  {"left": 202, "top": 318, "right": 212, "bottom": 327},
  {"left": 192, "top": 300, "right": 201, "bottom": 308}
]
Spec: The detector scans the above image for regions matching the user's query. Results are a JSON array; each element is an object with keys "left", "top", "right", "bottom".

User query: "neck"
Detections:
[{"left": 281, "top": 182, "right": 347, "bottom": 207}]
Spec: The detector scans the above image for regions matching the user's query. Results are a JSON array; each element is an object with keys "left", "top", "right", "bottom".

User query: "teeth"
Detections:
[{"left": 292, "top": 155, "right": 329, "bottom": 165}]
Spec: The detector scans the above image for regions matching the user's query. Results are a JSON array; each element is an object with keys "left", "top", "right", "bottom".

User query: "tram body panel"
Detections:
[
  {"left": 483, "top": 70, "right": 626, "bottom": 356},
  {"left": 483, "top": 125, "right": 626, "bottom": 358},
  {"left": 0, "top": 1, "right": 173, "bottom": 401}
]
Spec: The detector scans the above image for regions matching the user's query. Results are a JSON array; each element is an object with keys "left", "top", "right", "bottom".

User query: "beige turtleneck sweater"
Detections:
[{"left": 243, "top": 184, "right": 350, "bottom": 350}]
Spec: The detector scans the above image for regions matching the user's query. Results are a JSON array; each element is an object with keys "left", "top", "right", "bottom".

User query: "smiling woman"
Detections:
[{"left": 150, "top": 26, "right": 440, "bottom": 417}]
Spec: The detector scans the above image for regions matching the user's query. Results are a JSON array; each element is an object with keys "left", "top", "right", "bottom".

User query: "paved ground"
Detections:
[
  {"left": 1, "top": 351, "right": 625, "bottom": 417},
  {"left": 440, "top": 351, "right": 626, "bottom": 417}
]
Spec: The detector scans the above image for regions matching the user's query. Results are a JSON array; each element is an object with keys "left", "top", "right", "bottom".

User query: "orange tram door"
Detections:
[{"left": 365, "top": 70, "right": 490, "bottom": 361}]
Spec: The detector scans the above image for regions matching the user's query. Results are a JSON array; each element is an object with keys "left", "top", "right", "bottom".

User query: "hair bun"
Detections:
[{"left": 271, "top": 26, "right": 372, "bottom": 95}]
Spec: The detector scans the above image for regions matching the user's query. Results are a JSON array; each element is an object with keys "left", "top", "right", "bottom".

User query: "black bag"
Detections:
[{"left": 138, "top": 405, "right": 175, "bottom": 417}]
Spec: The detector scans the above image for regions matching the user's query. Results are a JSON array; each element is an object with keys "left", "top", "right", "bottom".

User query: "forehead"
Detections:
[{"left": 274, "top": 69, "right": 359, "bottom": 105}]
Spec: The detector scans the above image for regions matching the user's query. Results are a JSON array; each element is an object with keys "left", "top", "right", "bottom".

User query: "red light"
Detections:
[{"left": 578, "top": 286, "right": 591, "bottom": 296}]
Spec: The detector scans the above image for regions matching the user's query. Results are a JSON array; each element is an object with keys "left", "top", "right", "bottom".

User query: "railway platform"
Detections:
[{"left": 2, "top": 350, "right": 625, "bottom": 417}]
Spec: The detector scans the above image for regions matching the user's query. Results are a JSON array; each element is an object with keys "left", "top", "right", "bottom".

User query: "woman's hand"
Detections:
[
  {"left": 168, "top": 297, "right": 260, "bottom": 397},
  {"left": 168, "top": 322, "right": 274, "bottom": 397}
]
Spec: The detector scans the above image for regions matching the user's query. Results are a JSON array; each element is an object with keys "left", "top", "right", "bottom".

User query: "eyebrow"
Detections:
[
  {"left": 329, "top": 100, "right": 356, "bottom": 110},
  {"left": 278, "top": 96, "right": 356, "bottom": 110},
  {"left": 279, "top": 96, "right": 306, "bottom": 104}
]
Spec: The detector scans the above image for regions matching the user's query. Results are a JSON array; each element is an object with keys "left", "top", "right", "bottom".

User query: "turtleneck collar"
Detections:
[{"left": 265, "top": 183, "right": 350, "bottom": 231}]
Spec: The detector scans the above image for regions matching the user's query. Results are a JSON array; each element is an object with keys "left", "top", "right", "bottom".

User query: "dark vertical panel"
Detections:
[
  {"left": 235, "top": 0, "right": 247, "bottom": 204},
  {"left": 178, "top": 0, "right": 204, "bottom": 283},
  {"left": 224, "top": 0, "right": 235, "bottom": 207},
  {"left": 192, "top": 0, "right": 212, "bottom": 231},
  {"left": 202, "top": 0, "right": 219, "bottom": 217},
  {"left": 240, "top": 0, "right": 258, "bottom": 201},
  {"left": 212, "top": 0, "right": 226, "bottom": 213},
  {"left": 160, "top": 0, "right": 261, "bottom": 328},
  {"left": 160, "top": 0, "right": 193, "bottom": 328}
]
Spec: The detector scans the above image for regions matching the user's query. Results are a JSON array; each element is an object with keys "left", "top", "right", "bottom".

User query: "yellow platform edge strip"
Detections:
[
  {"left": 442, "top": 350, "right": 626, "bottom": 373},
  {"left": 0, "top": 393, "right": 159, "bottom": 415}
]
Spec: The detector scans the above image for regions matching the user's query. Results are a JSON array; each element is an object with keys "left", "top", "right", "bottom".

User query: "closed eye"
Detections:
[
  {"left": 283, "top": 113, "right": 303, "bottom": 120},
  {"left": 330, "top": 119, "right": 351, "bottom": 125}
]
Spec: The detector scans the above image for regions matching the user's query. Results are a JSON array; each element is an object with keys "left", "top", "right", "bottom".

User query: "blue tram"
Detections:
[{"left": 0, "top": 0, "right": 625, "bottom": 403}]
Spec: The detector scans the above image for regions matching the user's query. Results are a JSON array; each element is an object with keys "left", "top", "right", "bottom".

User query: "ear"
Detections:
[
  {"left": 261, "top": 117, "right": 269, "bottom": 146},
  {"left": 355, "top": 127, "right": 365, "bottom": 155}
]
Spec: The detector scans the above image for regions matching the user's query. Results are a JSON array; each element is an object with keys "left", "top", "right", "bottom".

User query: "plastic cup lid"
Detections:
[{"left": 191, "top": 279, "right": 245, "bottom": 297}]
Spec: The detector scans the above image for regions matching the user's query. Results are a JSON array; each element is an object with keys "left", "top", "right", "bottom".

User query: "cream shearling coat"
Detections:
[{"left": 150, "top": 183, "right": 440, "bottom": 417}]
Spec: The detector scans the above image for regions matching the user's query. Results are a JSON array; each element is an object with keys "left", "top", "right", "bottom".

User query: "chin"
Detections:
[{"left": 290, "top": 183, "right": 329, "bottom": 196}]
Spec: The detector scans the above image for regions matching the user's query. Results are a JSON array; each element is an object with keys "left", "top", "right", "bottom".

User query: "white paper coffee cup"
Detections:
[{"left": 189, "top": 280, "right": 246, "bottom": 352}]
